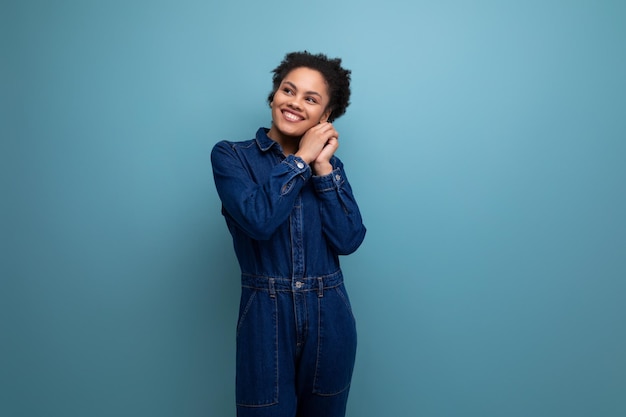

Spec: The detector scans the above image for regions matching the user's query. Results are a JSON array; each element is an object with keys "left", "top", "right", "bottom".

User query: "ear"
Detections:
[{"left": 320, "top": 108, "right": 332, "bottom": 123}]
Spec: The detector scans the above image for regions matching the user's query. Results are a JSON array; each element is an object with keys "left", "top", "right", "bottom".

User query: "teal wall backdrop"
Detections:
[{"left": 3, "top": 1, "right": 625, "bottom": 416}]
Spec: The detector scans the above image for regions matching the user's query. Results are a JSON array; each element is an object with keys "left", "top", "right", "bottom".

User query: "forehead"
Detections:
[{"left": 282, "top": 67, "right": 329, "bottom": 96}]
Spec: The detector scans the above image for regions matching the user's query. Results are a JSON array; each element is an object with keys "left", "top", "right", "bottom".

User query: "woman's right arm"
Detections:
[{"left": 211, "top": 140, "right": 311, "bottom": 240}]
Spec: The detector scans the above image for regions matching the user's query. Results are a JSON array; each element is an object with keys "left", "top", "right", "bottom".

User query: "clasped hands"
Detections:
[{"left": 295, "top": 122, "right": 338, "bottom": 176}]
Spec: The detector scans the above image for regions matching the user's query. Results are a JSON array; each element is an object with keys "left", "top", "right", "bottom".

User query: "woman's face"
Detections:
[{"left": 268, "top": 67, "right": 331, "bottom": 141}]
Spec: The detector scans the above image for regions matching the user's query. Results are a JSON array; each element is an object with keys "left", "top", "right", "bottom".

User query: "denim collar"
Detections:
[{"left": 254, "top": 127, "right": 279, "bottom": 152}]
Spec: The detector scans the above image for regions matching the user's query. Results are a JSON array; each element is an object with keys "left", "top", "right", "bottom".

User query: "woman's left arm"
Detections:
[{"left": 312, "top": 156, "right": 366, "bottom": 255}]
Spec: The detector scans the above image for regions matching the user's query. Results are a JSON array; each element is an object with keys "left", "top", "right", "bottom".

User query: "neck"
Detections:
[{"left": 267, "top": 126, "right": 301, "bottom": 156}]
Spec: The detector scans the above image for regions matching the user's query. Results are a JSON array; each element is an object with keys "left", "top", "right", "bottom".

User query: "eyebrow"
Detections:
[{"left": 282, "top": 81, "right": 323, "bottom": 98}]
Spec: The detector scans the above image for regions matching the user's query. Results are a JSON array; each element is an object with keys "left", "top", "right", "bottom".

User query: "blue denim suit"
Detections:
[{"left": 211, "top": 128, "right": 366, "bottom": 417}]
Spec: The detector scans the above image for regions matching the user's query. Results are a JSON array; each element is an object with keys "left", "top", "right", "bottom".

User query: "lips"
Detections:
[{"left": 282, "top": 110, "right": 304, "bottom": 122}]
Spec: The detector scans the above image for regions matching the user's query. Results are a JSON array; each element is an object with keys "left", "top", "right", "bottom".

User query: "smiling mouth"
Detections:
[{"left": 282, "top": 110, "right": 304, "bottom": 122}]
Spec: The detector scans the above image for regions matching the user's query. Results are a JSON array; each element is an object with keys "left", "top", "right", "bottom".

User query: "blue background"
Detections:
[{"left": 2, "top": 1, "right": 625, "bottom": 416}]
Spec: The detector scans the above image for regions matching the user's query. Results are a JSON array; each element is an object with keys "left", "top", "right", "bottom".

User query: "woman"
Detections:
[{"left": 211, "top": 51, "right": 366, "bottom": 417}]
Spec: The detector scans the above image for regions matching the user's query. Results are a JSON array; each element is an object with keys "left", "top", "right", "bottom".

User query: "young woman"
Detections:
[{"left": 211, "top": 51, "right": 366, "bottom": 417}]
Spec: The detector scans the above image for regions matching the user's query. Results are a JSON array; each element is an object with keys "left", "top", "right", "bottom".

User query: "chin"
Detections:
[
  {"left": 283, "top": 130, "right": 305, "bottom": 139},
  {"left": 275, "top": 123, "right": 305, "bottom": 138}
]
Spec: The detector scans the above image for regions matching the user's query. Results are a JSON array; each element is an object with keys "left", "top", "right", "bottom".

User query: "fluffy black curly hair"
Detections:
[{"left": 267, "top": 51, "right": 351, "bottom": 122}]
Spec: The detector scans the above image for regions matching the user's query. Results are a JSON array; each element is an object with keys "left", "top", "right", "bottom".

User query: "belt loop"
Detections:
[
  {"left": 318, "top": 277, "right": 324, "bottom": 298},
  {"left": 269, "top": 278, "right": 276, "bottom": 298}
]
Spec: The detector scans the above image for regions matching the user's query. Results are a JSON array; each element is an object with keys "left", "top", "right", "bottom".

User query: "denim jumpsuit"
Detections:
[{"left": 211, "top": 128, "right": 366, "bottom": 417}]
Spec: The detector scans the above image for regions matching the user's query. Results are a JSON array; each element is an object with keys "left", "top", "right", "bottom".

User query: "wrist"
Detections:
[
  {"left": 312, "top": 161, "right": 333, "bottom": 176},
  {"left": 295, "top": 151, "right": 314, "bottom": 165}
]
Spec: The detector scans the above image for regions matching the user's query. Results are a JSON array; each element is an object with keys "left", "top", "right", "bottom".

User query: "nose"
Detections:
[{"left": 287, "top": 96, "right": 303, "bottom": 110}]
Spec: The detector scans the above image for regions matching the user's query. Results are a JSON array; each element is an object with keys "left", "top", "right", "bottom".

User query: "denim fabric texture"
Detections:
[{"left": 211, "top": 128, "right": 366, "bottom": 417}]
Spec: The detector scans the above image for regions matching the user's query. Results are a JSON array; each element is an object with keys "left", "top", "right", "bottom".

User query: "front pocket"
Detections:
[
  {"left": 236, "top": 288, "right": 278, "bottom": 406},
  {"left": 313, "top": 284, "right": 357, "bottom": 396}
]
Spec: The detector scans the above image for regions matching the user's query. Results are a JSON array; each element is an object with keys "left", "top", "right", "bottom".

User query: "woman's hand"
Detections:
[
  {"left": 312, "top": 136, "right": 338, "bottom": 176},
  {"left": 295, "top": 122, "right": 338, "bottom": 175}
]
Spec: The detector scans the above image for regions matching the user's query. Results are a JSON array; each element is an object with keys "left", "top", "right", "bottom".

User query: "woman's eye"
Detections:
[
  {"left": 306, "top": 97, "right": 317, "bottom": 104},
  {"left": 282, "top": 88, "right": 293, "bottom": 95}
]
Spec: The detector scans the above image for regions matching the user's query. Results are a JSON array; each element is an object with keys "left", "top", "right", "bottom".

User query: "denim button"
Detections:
[
  {"left": 295, "top": 281, "right": 303, "bottom": 289},
  {"left": 296, "top": 162, "right": 304, "bottom": 169},
  {"left": 335, "top": 174, "right": 341, "bottom": 181}
]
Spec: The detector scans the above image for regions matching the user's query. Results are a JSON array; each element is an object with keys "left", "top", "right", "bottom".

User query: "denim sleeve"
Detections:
[
  {"left": 312, "top": 157, "right": 366, "bottom": 255},
  {"left": 211, "top": 141, "right": 311, "bottom": 240}
]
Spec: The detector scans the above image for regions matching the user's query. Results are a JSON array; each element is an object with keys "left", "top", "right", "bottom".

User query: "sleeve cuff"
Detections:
[
  {"left": 283, "top": 154, "right": 311, "bottom": 180},
  {"left": 313, "top": 167, "right": 344, "bottom": 192}
]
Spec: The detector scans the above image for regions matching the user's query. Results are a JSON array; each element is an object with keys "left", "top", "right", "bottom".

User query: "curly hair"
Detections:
[{"left": 267, "top": 51, "right": 351, "bottom": 122}]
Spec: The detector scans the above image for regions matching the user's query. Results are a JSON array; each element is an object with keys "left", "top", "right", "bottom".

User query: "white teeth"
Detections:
[{"left": 284, "top": 111, "right": 302, "bottom": 121}]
